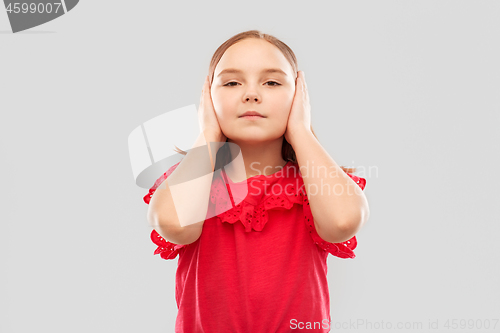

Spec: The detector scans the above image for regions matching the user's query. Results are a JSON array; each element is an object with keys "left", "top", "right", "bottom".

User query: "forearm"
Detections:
[
  {"left": 290, "top": 129, "right": 369, "bottom": 243},
  {"left": 148, "top": 132, "right": 223, "bottom": 244}
]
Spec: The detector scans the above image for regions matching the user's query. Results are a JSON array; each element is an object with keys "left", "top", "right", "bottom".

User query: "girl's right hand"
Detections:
[{"left": 198, "top": 75, "right": 227, "bottom": 145}]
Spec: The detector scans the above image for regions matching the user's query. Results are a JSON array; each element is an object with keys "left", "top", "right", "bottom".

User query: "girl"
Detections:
[{"left": 144, "top": 30, "right": 369, "bottom": 333}]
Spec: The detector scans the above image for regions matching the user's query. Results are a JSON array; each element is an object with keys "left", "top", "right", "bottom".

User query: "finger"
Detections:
[
  {"left": 300, "top": 72, "right": 307, "bottom": 93},
  {"left": 201, "top": 78, "right": 205, "bottom": 101},
  {"left": 207, "top": 76, "right": 212, "bottom": 95},
  {"left": 201, "top": 79, "right": 208, "bottom": 105},
  {"left": 297, "top": 71, "right": 304, "bottom": 93},
  {"left": 204, "top": 76, "right": 211, "bottom": 96},
  {"left": 199, "top": 79, "right": 205, "bottom": 110},
  {"left": 202, "top": 78, "right": 206, "bottom": 95},
  {"left": 205, "top": 78, "right": 214, "bottom": 105}
]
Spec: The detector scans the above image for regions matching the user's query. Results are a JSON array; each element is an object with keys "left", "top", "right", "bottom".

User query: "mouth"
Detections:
[
  {"left": 239, "top": 115, "right": 265, "bottom": 120},
  {"left": 239, "top": 111, "right": 265, "bottom": 118}
]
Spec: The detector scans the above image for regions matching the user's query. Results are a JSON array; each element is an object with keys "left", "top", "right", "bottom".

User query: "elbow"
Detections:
[
  {"left": 158, "top": 225, "right": 203, "bottom": 245},
  {"left": 151, "top": 220, "right": 203, "bottom": 245},
  {"left": 341, "top": 207, "right": 370, "bottom": 237},
  {"left": 341, "top": 203, "right": 370, "bottom": 235},
  {"left": 317, "top": 222, "right": 357, "bottom": 244},
  {"left": 317, "top": 210, "right": 369, "bottom": 244},
  {"left": 148, "top": 211, "right": 203, "bottom": 245}
]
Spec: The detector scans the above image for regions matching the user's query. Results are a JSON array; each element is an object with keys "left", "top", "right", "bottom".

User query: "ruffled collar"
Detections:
[{"left": 209, "top": 161, "right": 306, "bottom": 232}]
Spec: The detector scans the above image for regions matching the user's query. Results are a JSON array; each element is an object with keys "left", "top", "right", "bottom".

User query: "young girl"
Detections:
[{"left": 144, "top": 30, "right": 369, "bottom": 333}]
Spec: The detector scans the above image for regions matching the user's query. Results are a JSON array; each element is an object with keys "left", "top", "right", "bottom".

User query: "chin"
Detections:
[{"left": 231, "top": 132, "right": 283, "bottom": 143}]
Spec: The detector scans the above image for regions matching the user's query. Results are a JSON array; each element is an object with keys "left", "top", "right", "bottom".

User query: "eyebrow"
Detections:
[{"left": 217, "top": 68, "right": 288, "bottom": 77}]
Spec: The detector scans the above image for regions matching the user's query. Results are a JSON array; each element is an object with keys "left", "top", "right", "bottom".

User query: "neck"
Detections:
[{"left": 225, "top": 136, "right": 287, "bottom": 182}]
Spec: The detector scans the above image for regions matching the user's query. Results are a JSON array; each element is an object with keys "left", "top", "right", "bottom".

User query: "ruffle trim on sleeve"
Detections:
[
  {"left": 303, "top": 172, "right": 366, "bottom": 259},
  {"left": 151, "top": 229, "right": 186, "bottom": 260},
  {"left": 143, "top": 161, "right": 182, "bottom": 205},
  {"left": 346, "top": 172, "right": 366, "bottom": 191},
  {"left": 143, "top": 161, "right": 184, "bottom": 260},
  {"left": 302, "top": 195, "right": 358, "bottom": 259}
]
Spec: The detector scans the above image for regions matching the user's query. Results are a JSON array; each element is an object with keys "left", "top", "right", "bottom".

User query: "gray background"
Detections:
[{"left": 1, "top": 1, "right": 499, "bottom": 332}]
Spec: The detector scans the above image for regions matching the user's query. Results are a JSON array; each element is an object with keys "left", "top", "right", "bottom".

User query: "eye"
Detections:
[{"left": 223, "top": 81, "right": 281, "bottom": 87}]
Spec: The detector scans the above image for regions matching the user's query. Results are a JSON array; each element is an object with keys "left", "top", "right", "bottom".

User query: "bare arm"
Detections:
[
  {"left": 147, "top": 132, "right": 224, "bottom": 245},
  {"left": 290, "top": 129, "right": 370, "bottom": 244}
]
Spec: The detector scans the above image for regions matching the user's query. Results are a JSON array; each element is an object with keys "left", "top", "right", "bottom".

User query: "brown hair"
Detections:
[{"left": 174, "top": 30, "right": 356, "bottom": 174}]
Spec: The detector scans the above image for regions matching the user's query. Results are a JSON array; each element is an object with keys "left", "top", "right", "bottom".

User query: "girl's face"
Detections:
[{"left": 211, "top": 38, "right": 296, "bottom": 144}]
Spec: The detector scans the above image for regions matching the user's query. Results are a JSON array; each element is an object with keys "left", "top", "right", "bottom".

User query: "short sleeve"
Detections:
[
  {"left": 143, "top": 161, "right": 186, "bottom": 260},
  {"left": 346, "top": 172, "right": 366, "bottom": 191},
  {"left": 143, "top": 161, "right": 182, "bottom": 205},
  {"left": 304, "top": 173, "right": 367, "bottom": 259}
]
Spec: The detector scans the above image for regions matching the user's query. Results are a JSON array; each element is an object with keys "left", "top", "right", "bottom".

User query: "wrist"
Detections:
[
  {"left": 202, "top": 131, "right": 225, "bottom": 146},
  {"left": 287, "top": 126, "right": 313, "bottom": 147},
  {"left": 201, "top": 132, "right": 226, "bottom": 169}
]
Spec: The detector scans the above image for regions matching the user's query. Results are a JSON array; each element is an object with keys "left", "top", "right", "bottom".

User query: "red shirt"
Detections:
[{"left": 144, "top": 160, "right": 366, "bottom": 333}]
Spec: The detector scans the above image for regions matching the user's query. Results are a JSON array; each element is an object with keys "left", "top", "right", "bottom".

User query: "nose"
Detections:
[
  {"left": 243, "top": 84, "right": 260, "bottom": 102},
  {"left": 245, "top": 96, "right": 258, "bottom": 102},
  {"left": 244, "top": 90, "right": 259, "bottom": 102}
]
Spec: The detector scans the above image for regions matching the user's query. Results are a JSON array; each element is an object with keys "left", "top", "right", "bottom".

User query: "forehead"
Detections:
[{"left": 214, "top": 39, "right": 293, "bottom": 77}]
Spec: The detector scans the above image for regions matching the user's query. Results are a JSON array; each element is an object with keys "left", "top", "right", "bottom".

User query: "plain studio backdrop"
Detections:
[{"left": 1, "top": 1, "right": 499, "bottom": 332}]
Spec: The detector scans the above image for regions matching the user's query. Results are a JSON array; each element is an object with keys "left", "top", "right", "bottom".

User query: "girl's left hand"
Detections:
[{"left": 285, "top": 70, "right": 312, "bottom": 146}]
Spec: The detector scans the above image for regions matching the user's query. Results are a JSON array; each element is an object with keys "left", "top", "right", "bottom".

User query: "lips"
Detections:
[{"left": 240, "top": 111, "right": 265, "bottom": 117}]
